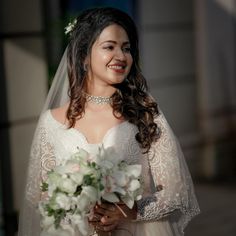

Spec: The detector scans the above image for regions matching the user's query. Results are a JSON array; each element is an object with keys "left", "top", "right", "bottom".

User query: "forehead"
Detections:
[{"left": 95, "top": 24, "right": 129, "bottom": 43}]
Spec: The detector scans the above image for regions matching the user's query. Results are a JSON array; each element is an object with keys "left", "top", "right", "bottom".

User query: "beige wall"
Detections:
[
  {"left": 194, "top": 0, "right": 236, "bottom": 180},
  {"left": 1, "top": 0, "right": 48, "bottom": 212},
  {"left": 138, "top": 0, "right": 201, "bottom": 176}
]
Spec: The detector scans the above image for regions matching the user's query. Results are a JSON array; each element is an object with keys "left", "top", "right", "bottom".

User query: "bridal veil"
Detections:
[{"left": 18, "top": 47, "right": 200, "bottom": 236}]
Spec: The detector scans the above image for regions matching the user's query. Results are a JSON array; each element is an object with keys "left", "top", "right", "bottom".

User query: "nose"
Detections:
[{"left": 115, "top": 48, "right": 126, "bottom": 61}]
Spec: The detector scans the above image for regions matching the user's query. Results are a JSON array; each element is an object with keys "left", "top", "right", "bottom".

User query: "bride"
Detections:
[{"left": 18, "top": 7, "right": 200, "bottom": 236}]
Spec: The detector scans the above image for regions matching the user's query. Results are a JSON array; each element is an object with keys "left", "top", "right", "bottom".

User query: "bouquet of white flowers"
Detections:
[{"left": 39, "top": 146, "right": 142, "bottom": 236}]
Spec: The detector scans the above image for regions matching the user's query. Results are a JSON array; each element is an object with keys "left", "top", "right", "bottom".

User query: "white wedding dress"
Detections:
[{"left": 18, "top": 109, "right": 199, "bottom": 236}]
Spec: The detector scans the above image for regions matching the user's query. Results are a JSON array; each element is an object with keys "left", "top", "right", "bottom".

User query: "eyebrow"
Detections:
[{"left": 100, "top": 40, "right": 130, "bottom": 45}]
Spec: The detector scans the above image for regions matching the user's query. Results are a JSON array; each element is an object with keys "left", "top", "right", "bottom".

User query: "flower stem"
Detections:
[{"left": 114, "top": 203, "right": 127, "bottom": 218}]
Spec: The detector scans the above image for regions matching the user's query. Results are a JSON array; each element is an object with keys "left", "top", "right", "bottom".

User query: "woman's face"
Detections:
[{"left": 87, "top": 24, "right": 133, "bottom": 87}]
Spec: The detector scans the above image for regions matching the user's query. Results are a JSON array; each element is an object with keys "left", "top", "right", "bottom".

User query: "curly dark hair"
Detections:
[{"left": 66, "top": 7, "right": 160, "bottom": 153}]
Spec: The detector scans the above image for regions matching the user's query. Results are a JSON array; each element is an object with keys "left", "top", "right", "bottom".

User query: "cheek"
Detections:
[
  {"left": 96, "top": 50, "right": 112, "bottom": 64},
  {"left": 91, "top": 49, "right": 110, "bottom": 68},
  {"left": 128, "top": 55, "right": 133, "bottom": 69}
]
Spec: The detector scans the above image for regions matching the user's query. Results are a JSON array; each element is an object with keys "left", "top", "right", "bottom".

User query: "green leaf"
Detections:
[
  {"left": 83, "top": 175, "right": 93, "bottom": 185},
  {"left": 54, "top": 209, "right": 66, "bottom": 229},
  {"left": 99, "top": 183, "right": 104, "bottom": 191},
  {"left": 41, "top": 182, "right": 48, "bottom": 192}
]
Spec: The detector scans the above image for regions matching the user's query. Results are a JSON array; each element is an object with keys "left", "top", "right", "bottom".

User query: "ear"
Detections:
[{"left": 83, "top": 56, "right": 90, "bottom": 71}]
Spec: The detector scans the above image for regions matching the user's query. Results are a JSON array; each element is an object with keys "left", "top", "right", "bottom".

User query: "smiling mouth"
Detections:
[{"left": 108, "top": 65, "right": 126, "bottom": 73}]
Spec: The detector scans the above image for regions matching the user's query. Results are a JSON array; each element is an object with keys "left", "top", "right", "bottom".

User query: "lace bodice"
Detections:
[
  {"left": 41, "top": 110, "right": 153, "bottom": 197},
  {"left": 19, "top": 110, "right": 200, "bottom": 236}
]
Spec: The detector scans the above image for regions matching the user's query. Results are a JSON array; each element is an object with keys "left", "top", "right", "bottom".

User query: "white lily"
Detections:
[
  {"left": 112, "top": 170, "right": 128, "bottom": 187},
  {"left": 126, "top": 164, "right": 142, "bottom": 178},
  {"left": 121, "top": 196, "right": 134, "bottom": 209},
  {"left": 73, "top": 148, "right": 89, "bottom": 162},
  {"left": 102, "top": 192, "right": 120, "bottom": 203},
  {"left": 128, "top": 179, "right": 141, "bottom": 192},
  {"left": 39, "top": 146, "right": 143, "bottom": 236},
  {"left": 76, "top": 195, "right": 90, "bottom": 212},
  {"left": 55, "top": 160, "right": 80, "bottom": 174},
  {"left": 81, "top": 186, "right": 98, "bottom": 203}
]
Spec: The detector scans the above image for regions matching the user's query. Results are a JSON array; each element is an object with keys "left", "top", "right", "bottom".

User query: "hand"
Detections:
[{"left": 90, "top": 201, "right": 137, "bottom": 232}]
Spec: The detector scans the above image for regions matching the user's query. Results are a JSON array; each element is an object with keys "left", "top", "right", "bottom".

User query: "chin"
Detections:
[{"left": 111, "top": 76, "right": 126, "bottom": 84}]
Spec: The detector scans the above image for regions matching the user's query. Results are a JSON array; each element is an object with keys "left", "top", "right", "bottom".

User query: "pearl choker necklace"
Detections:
[{"left": 85, "top": 93, "right": 113, "bottom": 105}]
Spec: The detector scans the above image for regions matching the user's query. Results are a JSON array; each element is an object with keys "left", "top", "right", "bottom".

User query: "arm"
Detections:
[
  {"left": 18, "top": 113, "right": 56, "bottom": 236},
  {"left": 136, "top": 112, "right": 200, "bottom": 232}
]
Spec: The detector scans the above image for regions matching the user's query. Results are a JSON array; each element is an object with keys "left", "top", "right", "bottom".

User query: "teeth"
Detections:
[{"left": 108, "top": 65, "right": 124, "bottom": 69}]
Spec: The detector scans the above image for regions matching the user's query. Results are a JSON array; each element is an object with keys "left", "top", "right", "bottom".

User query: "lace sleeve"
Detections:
[
  {"left": 18, "top": 113, "right": 56, "bottom": 236},
  {"left": 136, "top": 112, "right": 200, "bottom": 234}
]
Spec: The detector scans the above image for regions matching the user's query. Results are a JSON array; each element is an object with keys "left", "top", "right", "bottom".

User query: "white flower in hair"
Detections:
[{"left": 65, "top": 18, "right": 77, "bottom": 35}]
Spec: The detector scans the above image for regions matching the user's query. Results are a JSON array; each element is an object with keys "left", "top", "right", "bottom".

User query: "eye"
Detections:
[
  {"left": 122, "top": 47, "right": 131, "bottom": 53},
  {"left": 103, "top": 45, "right": 114, "bottom": 50}
]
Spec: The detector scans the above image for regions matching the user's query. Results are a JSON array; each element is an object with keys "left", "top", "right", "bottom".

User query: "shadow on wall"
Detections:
[{"left": 196, "top": 0, "right": 236, "bottom": 182}]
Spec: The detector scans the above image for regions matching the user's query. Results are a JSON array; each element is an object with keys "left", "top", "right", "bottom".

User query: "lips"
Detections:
[{"left": 108, "top": 64, "right": 126, "bottom": 73}]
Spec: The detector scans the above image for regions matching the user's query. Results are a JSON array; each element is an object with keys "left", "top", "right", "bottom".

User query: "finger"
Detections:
[
  {"left": 94, "top": 206, "right": 107, "bottom": 215},
  {"left": 88, "top": 214, "right": 102, "bottom": 222},
  {"left": 96, "top": 223, "right": 118, "bottom": 232},
  {"left": 94, "top": 206, "right": 116, "bottom": 217},
  {"left": 100, "top": 215, "right": 118, "bottom": 225},
  {"left": 97, "top": 203, "right": 116, "bottom": 212},
  {"left": 103, "top": 222, "right": 119, "bottom": 232},
  {"left": 89, "top": 221, "right": 101, "bottom": 228}
]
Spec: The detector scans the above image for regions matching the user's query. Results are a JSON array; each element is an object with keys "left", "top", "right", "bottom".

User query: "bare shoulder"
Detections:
[{"left": 50, "top": 103, "right": 69, "bottom": 125}]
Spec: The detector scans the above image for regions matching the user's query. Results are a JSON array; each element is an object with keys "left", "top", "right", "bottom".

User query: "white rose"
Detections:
[
  {"left": 79, "top": 165, "right": 95, "bottom": 175},
  {"left": 58, "top": 178, "right": 77, "bottom": 193},
  {"left": 69, "top": 172, "right": 83, "bottom": 185},
  {"left": 47, "top": 183, "right": 57, "bottom": 197},
  {"left": 48, "top": 172, "right": 61, "bottom": 186},
  {"left": 55, "top": 193, "right": 71, "bottom": 210}
]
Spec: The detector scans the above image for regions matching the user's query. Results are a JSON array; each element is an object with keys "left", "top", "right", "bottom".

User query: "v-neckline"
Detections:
[{"left": 48, "top": 110, "right": 129, "bottom": 145}]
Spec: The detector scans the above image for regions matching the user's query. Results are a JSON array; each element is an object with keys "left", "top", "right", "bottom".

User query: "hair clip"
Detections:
[{"left": 65, "top": 18, "right": 77, "bottom": 35}]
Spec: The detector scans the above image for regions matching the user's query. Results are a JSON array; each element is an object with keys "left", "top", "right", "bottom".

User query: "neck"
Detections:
[{"left": 85, "top": 81, "right": 116, "bottom": 97}]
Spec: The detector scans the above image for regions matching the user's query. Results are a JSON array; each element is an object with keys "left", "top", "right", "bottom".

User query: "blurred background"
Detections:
[{"left": 0, "top": 0, "right": 236, "bottom": 235}]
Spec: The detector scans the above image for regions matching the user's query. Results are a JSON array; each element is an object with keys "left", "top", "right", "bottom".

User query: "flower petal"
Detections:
[{"left": 102, "top": 193, "right": 119, "bottom": 203}]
